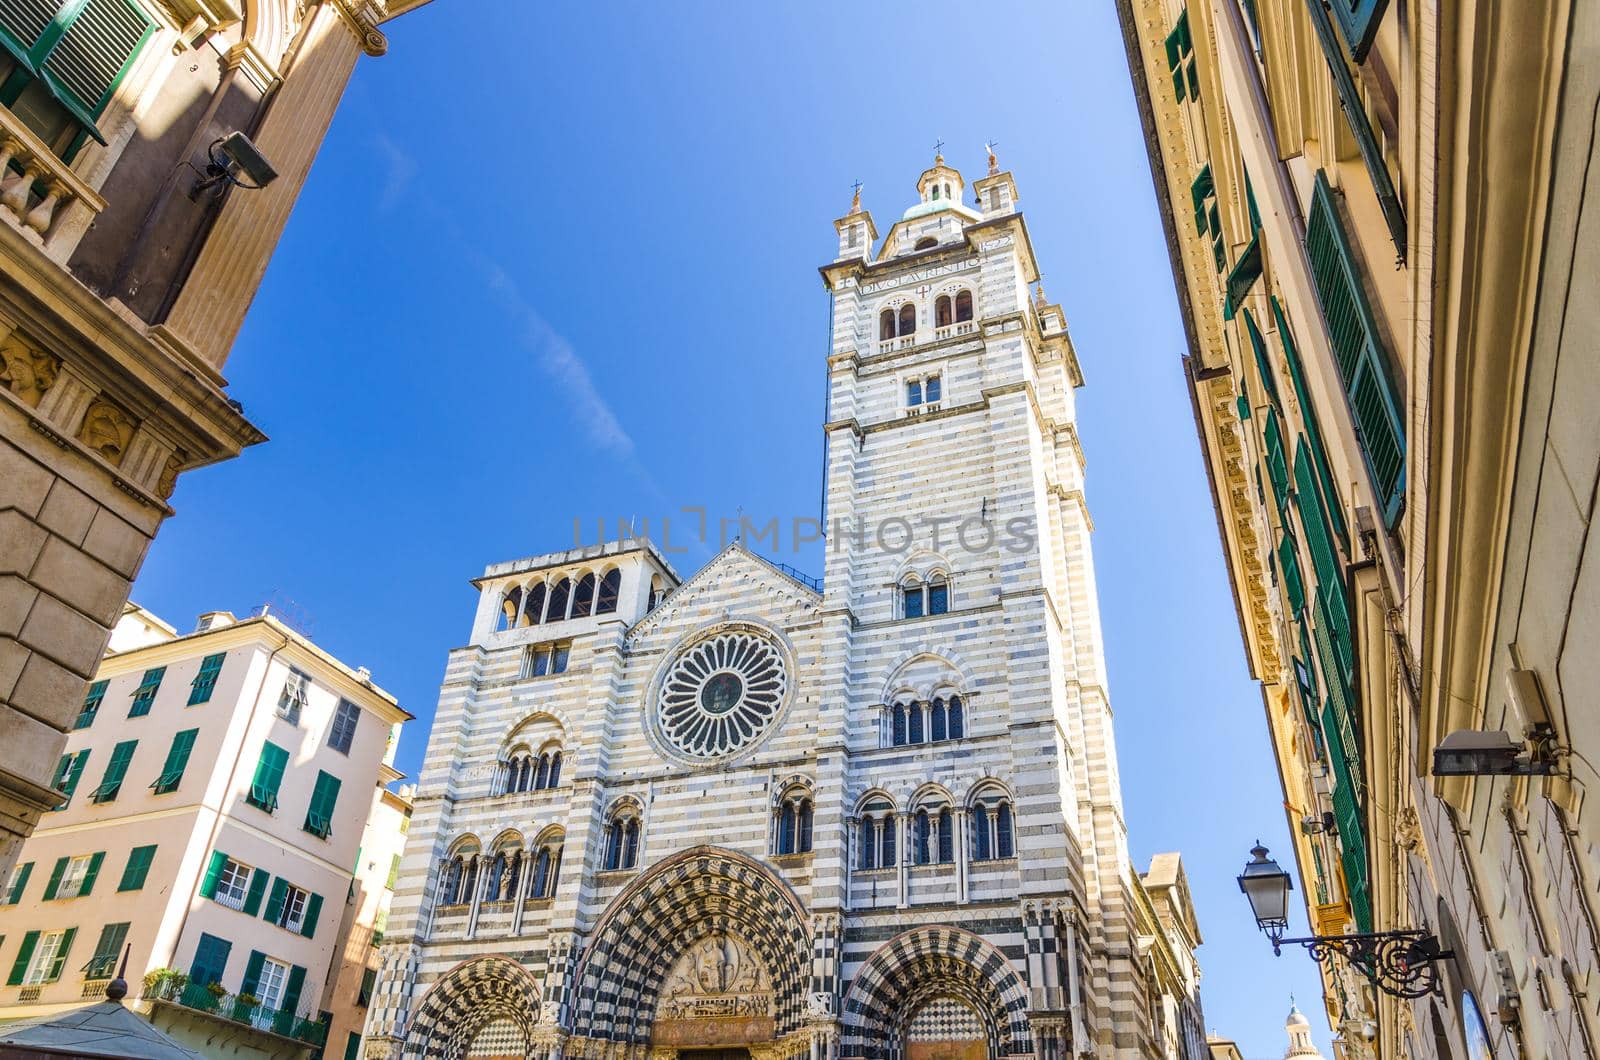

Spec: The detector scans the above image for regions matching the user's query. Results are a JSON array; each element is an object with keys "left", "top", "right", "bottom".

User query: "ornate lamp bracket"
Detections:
[{"left": 1268, "top": 928, "right": 1454, "bottom": 999}]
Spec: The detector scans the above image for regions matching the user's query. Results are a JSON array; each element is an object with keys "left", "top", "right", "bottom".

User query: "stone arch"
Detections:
[
  {"left": 878, "top": 647, "right": 977, "bottom": 705},
  {"left": 841, "top": 926, "right": 1032, "bottom": 1059},
  {"left": 568, "top": 846, "right": 810, "bottom": 1046},
  {"left": 402, "top": 955, "right": 541, "bottom": 1059}
]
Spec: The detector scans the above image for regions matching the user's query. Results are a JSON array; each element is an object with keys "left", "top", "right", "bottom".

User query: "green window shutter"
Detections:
[
  {"left": 1190, "top": 165, "right": 1214, "bottom": 233},
  {"left": 52, "top": 750, "right": 88, "bottom": 810},
  {"left": 281, "top": 963, "right": 306, "bottom": 1014},
  {"left": 74, "top": 681, "right": 106, "bottom": 729},
  {"left": 127, "top": 666, "right": 165, "bottom": 717},
  {"left": 1278, "top": 533, "right": 1306, "bottom": 615},
  {"left": 304, "top": 772, "right": 341, "bottom": 839},
  {"left": 199, "top": 850, "right": 227, "bottom": 899},
  {"left": 387, "top": 854, "right": 400, "bottom": 891},
  {"left": 1242, "top": 308, "right": 1279, "bottom": 404},
  {"left": 188, "top": 653, "right": 226, "bottom": 705},
  {"left": 1262, "top": 409, "right": 1290, "bottom": 511},
  {"left": 91, "top": 740, "right": 136, "bottom": 803},
  {"left": 1327, "top": 0, "right": 1389, "bottom": 63},
  {"left": 240, "top": 950, "right": 266, "bottom": 998},
  {"left": 8, "top": 931, "right": 39, "bottom": 985},
  {"left": 79, "top": 851, "right": 104, "bottom": 896},
  {"left": 1322, "top": 700, "right": 1372, "bottom": 932},
  {"left": 301, "top": 892, "right": 322, "bottom": 938},
  {"left": 243, "top": 869, "right": 270, "bottom": 917},
  {"left": 44, "top": 926, "right": 75, "bottom": 982},
  {"left": 263, "top": 877, "right": 288, "bottom": 923},
  {"left": 118, "top": 845, "right": 156, "bottom": 891},
  {"left": 345, "top": 1030, "right": 363, "bottom": 1060},
  {"left": 1272, "top": 296, "right": 1348, "bottom": 547},
  {"left": 358, "top": 967, "right": 376, "bottom": 1005},
  {"left": 248, "top": 742, "right": 288, "bottom": 813},
  {"left": 1294, "top": 440, "right": 1342, "bottom": 592},
  {"left": 1163, "top": 12, "right": 1190, "bottom": 102},
  {"left": 38, "top": 0, "right": 157, "bottom": 136},
  {"left": 152, "top": 729, "right": 198, "bottom": 794},
  {"left": 86, "top": 921, "right": 128, "bottom": 978},
  {"left": 1222, "top": 233, "right": 1263, "bottom": 320},
  {"left": 1305, "top": 172, "right": 1406, "bottom": 525},
  {"left": 6, "top": 861, "right": 33, "bottom": 904},
  {"left": 189, "top": 933, "right": 231, "bottom": 986},
  {"left": 42, "top": 856, "right": 67, "bottom": 900}
]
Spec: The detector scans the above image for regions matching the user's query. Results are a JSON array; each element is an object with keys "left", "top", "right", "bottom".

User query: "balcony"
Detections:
[
  {"left": 933, "top": 321, "right": 976, "bottom": 341},
  {"left": 0, "top": 107, "right": 105, "bottom": 247},
  {"left": 876, "top": 335, "right": 917, "bottom": 355},
  {"left": 144, "top": 980, "right": 328, "bottom": 1048}
]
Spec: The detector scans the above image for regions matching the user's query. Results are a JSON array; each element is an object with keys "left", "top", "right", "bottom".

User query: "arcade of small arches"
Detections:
[
  {"left": 496, "top": 743, "right": 563, "bottom": 795},
  {"left": 854, "top": 783, "right": 1015, "bottom": 871},
  {"left": 771, "top": 784, "right": 815, "bottom": 857},
  {"left": 602, "top": 798, "right": 643, "bottom": 872},
  {"left": 878, "top": 288, "right": 974, "bottom": 342},
  {"left": 438, "top": 829, "right": 565, "bottom": 909},
  {"left": 881, "top": 693, "right": 963, "bottom": 747},
  {"left": 497, "top": 567, "right": 622, "bottom": 631},
  {"left": 395, "top": 848, "right": 1041, "bottom": 1060}
]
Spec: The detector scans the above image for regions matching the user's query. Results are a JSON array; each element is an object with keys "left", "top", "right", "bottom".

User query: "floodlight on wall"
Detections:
[
  {"left": 1431, "top": 727, "right": 1559, "bottom": 777},
  {"left": 189, "top": 132, "right": 278, "bottom": 198}
]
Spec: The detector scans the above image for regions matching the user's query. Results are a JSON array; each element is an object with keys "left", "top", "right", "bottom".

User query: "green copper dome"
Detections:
[{"left": 901, "top": 198, "right": 980, "bottom": 222}]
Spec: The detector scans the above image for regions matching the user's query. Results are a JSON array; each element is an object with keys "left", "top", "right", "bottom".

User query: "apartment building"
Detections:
[{"left": 0, "top": 604, "right": 409, "bottom": 1057}]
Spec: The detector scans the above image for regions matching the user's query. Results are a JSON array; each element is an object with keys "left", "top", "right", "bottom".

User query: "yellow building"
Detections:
[
  {"left": 0, "top": 604, "right": 411, "bottom": 1057},
  {"left": 0, "top": 0, "right": 427, "bottom": 884},
  {"left": 1116, "top": 0, "right": 1595, "bottom": 1055}
]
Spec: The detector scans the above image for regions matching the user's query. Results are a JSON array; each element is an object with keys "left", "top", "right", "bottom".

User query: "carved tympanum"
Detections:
[
  {"left": 0, "top": 332, "right": 59, "bottom": 408},
  {"left": 657, "top": 934, "right": 772, "bottom": 1020}
]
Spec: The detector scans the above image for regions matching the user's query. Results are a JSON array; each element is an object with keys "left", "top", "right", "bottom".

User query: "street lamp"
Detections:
[{"left": 1236, "top": 843, "right": 1455, "bottom": 1000}]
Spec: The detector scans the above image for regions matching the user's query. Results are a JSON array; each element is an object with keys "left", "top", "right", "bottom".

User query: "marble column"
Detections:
[
  {"left": 467, "top": 854, "right": 487, "bottom": 937},
  {"left": 896, "top": 811, "right": 909, "bottom": 908}
]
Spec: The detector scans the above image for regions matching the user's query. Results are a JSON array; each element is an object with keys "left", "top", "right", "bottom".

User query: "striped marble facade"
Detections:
[{"left": 364, "top": 159, "right": 1193, "bottom": 1060}]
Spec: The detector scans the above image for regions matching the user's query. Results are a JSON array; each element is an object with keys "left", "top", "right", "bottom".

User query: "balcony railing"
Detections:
[
  {"left": 144, "top": 980, "right": 328, "bottom": 1047},
  {"left": 934, "top": 322, "right": 976, "bottom": 341},
  {"left": 0, "top": 107, "right": 105, "bottom": 244}
]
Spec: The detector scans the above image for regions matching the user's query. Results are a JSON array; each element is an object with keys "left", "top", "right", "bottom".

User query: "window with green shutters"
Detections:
[
  {"left": 44, "top": 851, "right": 103, "bottom": 899},
  {"left": 4, "top": 861, "right": 32, "bottom": 904},
  {"left": 1190, "top": 165, "right": 1225, "bottom": 274},
  {"left": 0, "top": 0, "right": 157, "bottom": 158},
  {"left": 264, "top": 878, "right": 322, "bottom": 938},
  {"left": 188, "top": 932, "right": 231, "bottom": 987},
  {"left": 247, "top": 742, "right": 288, "bottom": 813},
  {"left": 304, "top": 771, "right": 341, "bottom": 839},
  {"left": 358, "top": 967, "right": 376, "bottom": 1006},
  {"left": 1326, "top": 0, "right": 1388, "bottom": 64},
  {"left": 1305, "top": 172, "right": 1406, "bottom": 526},
  {"left": 1262, "top": 409, "right": 1290, "bottom": 512},
  {"left": 345, "top": 1030, "right": 363, "bottom": 1060},
  {"left": 328, "top": 699, "right": 360, "bottom": 755},
  {"left": 1322, "top": 698, "right": 1372, "bottom": 932},
  {"left": 84, "top": 921, "right": 128, "bottom": 978},
  {"left": 1294, "top": 441, "right": 1343, "bottom": 595},
  {"left": 127, "top": 666, "right": 164, "bottom": 717},
  {"left": 89, "top": 740, "right": 136, "bottom": 803},
  {"left": 117, "top": 845, "right": 156, "bottom": 891},
  {"left": 188, "top": 653, "right": 226, "bottom": 705},
  {"left": 1164, "top": 10, "right": 1198, "bottom": 103},
  {"left": 74, "top": 681, "right": 106, "bottom": 730},
  {"left": 1222, "top": 169, "right": 1264, "bottom": 320},
  {"left": 151, "top": 729, "right": 198, "bottom": 795},
  {"left": 50, "top": 749, "right": 89, "bottom": 810},
  {"left": 7, "top": 927, "right": 75, "bottom": 985},
  {"left": 1241, "top": 308, "right": 1278, "bottom": 405},
  {"left": 1272, "top": 296, "right": 1348, "bottom": 547},
  {"left": 1278, "top": 532, "right": 1306, "bottom": 615}
]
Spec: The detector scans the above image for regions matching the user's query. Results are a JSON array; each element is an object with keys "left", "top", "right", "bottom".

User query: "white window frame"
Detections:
[
  {"left": 328, "top": 699, "right": 359, "bottom": 755},
  {"left": 277, "top": 669, "right": 309, "bottom": 725},
  {"left": 903, "top": 371, "right": 943, "bottom": 415},
  {"left": 22, "top": 930, "right": 66, "bottom": 985},
  {"left": 251, "top": 957, "right": 290, "bottom": 1025},
  {"left": 278, "top": 884, "right": 309, "bottom": 933},
  {"left": 56, "top": 854, "right": 93, "bottom": 899},
  {"left": 214, "top": 858, "right": 252, "bottom": 910}
]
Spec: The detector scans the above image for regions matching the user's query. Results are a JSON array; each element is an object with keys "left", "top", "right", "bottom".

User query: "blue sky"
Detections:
[{"left": 131, "top": 1, "right": 1331, "bottom": 1053}]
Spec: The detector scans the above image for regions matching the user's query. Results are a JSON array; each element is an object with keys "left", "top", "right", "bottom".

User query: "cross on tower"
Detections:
[{"left": 933, "top": 138, "right": 946, "bottom": 159}]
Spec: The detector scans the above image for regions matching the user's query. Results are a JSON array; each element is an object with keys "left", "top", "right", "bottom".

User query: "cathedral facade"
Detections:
[{"left": 366, "top": 157, "right": 1203, "bottom": 1060}]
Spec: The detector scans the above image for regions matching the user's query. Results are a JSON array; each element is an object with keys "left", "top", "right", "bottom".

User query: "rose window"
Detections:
[{"left": 657, "top": 630, "right": 788, "bottom": 759}]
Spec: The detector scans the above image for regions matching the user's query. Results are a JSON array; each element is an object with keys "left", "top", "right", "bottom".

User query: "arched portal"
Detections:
[
  {"left": 402, "top": 955, "right": 541, "bottom": 1059},
  {"left": 568, "top": 846, "right": 811, "bottom": 1052},
  {"left": 841, "top": 927, "right": 1032, "bottom": 1059}
]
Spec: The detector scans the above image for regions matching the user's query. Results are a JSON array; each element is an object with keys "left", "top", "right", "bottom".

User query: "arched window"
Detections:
[
  {"left": 530, "top": 836, "right": 563, "bottom": 899},
  {"left": 892, "top": 704, "right": 908, "bottom": 747},
  {"left": 570, "top": 573, "right": 596, "bottom": 619},
  {"left": 523, "top": 583, "right": 547, "bottom": 626},
  {"left": 779, "top": 802, "right": 796, "bottom": 855},
  {"left": 648, "top": 575, "right": 667, "bottom": 611},
  {"left": 499, "top": 587, "right": 523, "bottom": 632},
  {"left": 857, "top": 797, "right": 896, "bottom": 870},
  {"left": 908, "top": 702, "right": 924, "bottom": 744},
  {"left": 915, "top": 236, "right": 937, "bottom": 251},
  {"left": 927, "top": 576, "right": 949, "bottom": 615},
  {"left": 898, "top": 304, "right": 916, "bottom": 336},
  {"left": 902, "top": 579, "right": 924, "bottom": 619},
  {"left": 935, "top": 295, "right": 952, "bottom": 328},
  {"left": 544, "top": 578, "right": 571, "bottom": 623},
  {"left": 931, "top": 698, "right": 947, "bottom": 742},
  {"left": 938, "top": 807, "right": 954, "bottom": 863},
  {"left": 880, "top": 309, "right": 895, "bottom": 340},
  {"left": 533, "top": 755, "right": 550, "bottom": 791},
  {"left": 604, "top": 806, "right": 641, "bottom": 871},
  {"left": 971, "top": 788, "right": 1014, "bottom": 861},
  {"left": 955, "top": 289, "right": 974, "bottom": 322},
  {"left": 596, "top": 569, "right": 621, "bottom": 614},
  {"left": 948, "top": 696, "right": 964, "bottom": 739},
  {"left": 913, "top": 810, "right": 932, "bottom": 864},
  {"left": 442, "top": 859, "right": 464, "bottom": 904},
  {"left": 774, "top": 790, "right": 814, "bottom": 856}
]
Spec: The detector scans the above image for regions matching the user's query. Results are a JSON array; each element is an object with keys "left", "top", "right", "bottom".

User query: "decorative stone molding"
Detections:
[
  {"left": 0, "top": 330, "right": 58, "bottom": 407},
  {"left": 76, "top": 396, "right": 138, "bottom": 466}
]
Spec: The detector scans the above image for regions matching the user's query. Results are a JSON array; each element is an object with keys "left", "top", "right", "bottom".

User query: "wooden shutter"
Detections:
[
  {"left": 45, "top": 926, "right": 75, "bottom": 981},
  {"left": 118, "top": 845, "right": 155, "bottom": 891},
  {"left": 88, "top": 921, "right": 128, "bottom": 977},
  {"left": 199, "top": 850, "right": 227, "bottom": 899},
  {"left": 263, "top": 877, "right": 288, "bottom": 923},
  {"left": 1222, "top": 234, "right": 1263, "bottom": 320},
  {"left": 189, "top": 933, "right": 231, "bottom": 986},
  {"left": 281, "top": 963, "right": 306, "bottom": 1014},
  {"left": 1305, "top": 172, "right": 1406, "bottom": 525},
  {"left": 306, "top": 772, "right": 341, "bottom": 837},
  {"left": 1241, "top": 308, "right": 1278, "bottom": 404},
  {"left": 189, "top": 653, "right": 226, "bottom": 705},
  {"left": 1263, "top": 409, "right": 1290, "bottom": 511},
  {"left": 301, "top": 893, "right": 322, "bottom": 938},
  {"left": 94, "top": 740, "right": 136, "bottom": 801},
  {"left": 240, "top": 950, "right": 266, "bottom": 998},
  {"left": 42, "top": 856, "right": 67, "bottom": 900},
  {"left": 6, "top": 861, "right": 32, "bottom": 904},
  {"left": 1278, "top": 533, "right": 1306, "bottom": 615},
  {"left": 7, "top": 931, "right": 38, "bottom": 984},
  {"left": 79, "top": 851, "right": 104, "bottom": 896},
  {"left": 40, "top": 0, "right": 156, "bottom": 127},
  {"left": 1328, "top": 0, "right": 1388, "bottom": 62},
  {"left": 1189, "top": 165, "right": 1213, "bottom": 232},
  {"left": 243, "top": 869, "right": 270, "bottom": 916},
  {"left": 1271, "top": 296, "right": 1348, "bottom": 546}
]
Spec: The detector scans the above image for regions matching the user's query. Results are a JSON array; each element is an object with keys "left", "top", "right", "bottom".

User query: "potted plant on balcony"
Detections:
[
  {"left": 231, "top": 991, "right": 259, "bottom": 1022},
  {"left": 141, "top": 968, "right": 187, "bottom": 1001}
]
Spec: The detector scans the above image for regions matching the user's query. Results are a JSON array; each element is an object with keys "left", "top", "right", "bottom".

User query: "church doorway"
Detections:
[{"left": 678, "top": 1050, "right": 753, "bottom": 1060}]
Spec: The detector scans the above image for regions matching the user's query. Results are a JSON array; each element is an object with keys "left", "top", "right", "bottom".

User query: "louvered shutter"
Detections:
[{"left": 41, "top": 0, "right": 154, "bottom": 127}]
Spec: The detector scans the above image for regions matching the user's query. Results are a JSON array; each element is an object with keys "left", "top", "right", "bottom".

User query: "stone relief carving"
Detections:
[
  {"left": 157, "top": 450, "right": 186, "bottom": 500},
  {"left": 657, "top": 934, "right": 772, "bottom": 1019},
  {"left": 77, "top": 397, "right": 136, "bottom": 465},
  {"left": 0, "top": 332, "right": 59, "bottom": 408}
]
